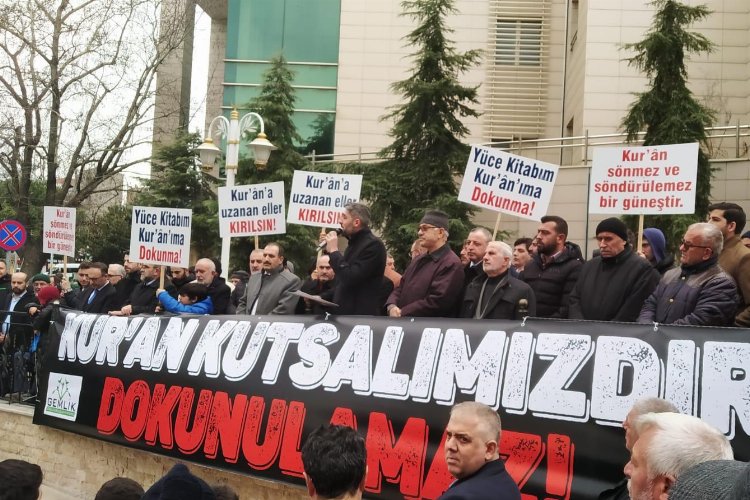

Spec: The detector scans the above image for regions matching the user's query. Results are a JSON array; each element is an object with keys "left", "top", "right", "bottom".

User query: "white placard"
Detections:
[
  {"left": 218, "top": 181, "right": 286, "bottom": 238},
  {"left": 287, "top": 171, "right": 362, "bottom": 227},
  {"left": 42, "top": 206, "right": 76, "bottom": 257},
  {"left": 458, "top": 145, "right": 560, "bottom": 221},
  {"left": 129, "top": 206, "right": 191, "bottom": 268},
  {"left": 589, "top": 143, "right": 699, "bottom": 214}
]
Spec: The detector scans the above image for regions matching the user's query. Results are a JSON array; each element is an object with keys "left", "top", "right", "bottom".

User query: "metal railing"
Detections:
[{"left": 306, "top": 123, "right": 750, "bottom": 166}]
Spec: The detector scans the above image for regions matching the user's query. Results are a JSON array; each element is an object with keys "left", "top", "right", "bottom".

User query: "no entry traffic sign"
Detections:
[{"left": 0, "top": 220, "right": 27, "bottom": 252}]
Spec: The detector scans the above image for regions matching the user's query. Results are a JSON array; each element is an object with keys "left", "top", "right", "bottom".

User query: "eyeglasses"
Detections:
[
  {"left": 418, "top": 225, "right": 440, "bottom": 232},
  {"left": 680, "top": 240, "right": 711, "bottom": 250}
]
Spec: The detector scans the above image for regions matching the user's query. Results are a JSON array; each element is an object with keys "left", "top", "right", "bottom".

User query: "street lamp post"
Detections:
[{"left": 197, "top": 108, "right": 277, "bottom": 278}]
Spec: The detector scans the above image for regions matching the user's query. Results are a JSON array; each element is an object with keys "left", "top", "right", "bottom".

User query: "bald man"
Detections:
[{"left": 0, "top": 272, "right": 36, "bottom": 394}]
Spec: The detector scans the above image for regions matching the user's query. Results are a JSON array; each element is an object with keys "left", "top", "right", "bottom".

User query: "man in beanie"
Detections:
[
  {"left": 640, "top": 227, "right": 674, "bottom": 275},
  {"left": 142, "top": 463, "right": 215, "bottom": 500},
  {"left": 638, "top": 223, "right": 739, "bottom": 326},
  {"left": 323, "top": 202, "right": 386, "bottom": 315},
  {"left": 386, "top": 209, "right": 464, "bottom": 317},
  {"left": 30, "top": 273, "right": 50, "bottom": 295},
  {"left": 568, "top": 217, "right": 659, "bottom": 321},
  {"left": 624, "top": 412, "right": 732, "bottom": 500}
]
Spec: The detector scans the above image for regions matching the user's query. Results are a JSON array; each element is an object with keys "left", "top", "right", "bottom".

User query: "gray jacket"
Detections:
[
  {"left": 638, "top": 260, "right": 739, "bottom": 326},
  {"left": 236, "top": 266, "right": 301, "bottom": 315}
]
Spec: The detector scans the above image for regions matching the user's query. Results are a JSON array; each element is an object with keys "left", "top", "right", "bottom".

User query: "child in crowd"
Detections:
[{"left": 157, "top": 282, "right": 213, "bottom": 315}]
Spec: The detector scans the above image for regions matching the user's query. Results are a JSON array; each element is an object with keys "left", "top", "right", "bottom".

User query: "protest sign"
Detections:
[
  {"left": 287, "top": 171, "right": 362, "bottom": 227},
  {"left": 589, "top": 142, "right": 698, "bottom": 214},
  {"left": 458, "top": 145, "right": 560, "bottom": 220},
  {"left": 35, "top": 311, "right": 750, "bottom": 500},
  {"left": 218, "top": 181, "right": 285, "bottom": 237},
  {"left": 42, "top": 206, "right": 76, "bottom": 257},
  {"left": 129, "top": 206, "right": 191, "bottom": 268}
]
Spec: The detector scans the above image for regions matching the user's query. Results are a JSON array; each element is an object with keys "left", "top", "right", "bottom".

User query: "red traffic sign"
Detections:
[{"left": 0, "top": 220, "right": 27, "bottom": 252}]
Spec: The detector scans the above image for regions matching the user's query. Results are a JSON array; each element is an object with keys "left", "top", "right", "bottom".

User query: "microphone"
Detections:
[{"left": 317, "top": 228, "right": 343, "bottom": 250}]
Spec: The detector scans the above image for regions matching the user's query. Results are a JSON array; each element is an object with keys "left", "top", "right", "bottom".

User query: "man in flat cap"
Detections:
[
  {"left": 386, "top": 209, "right": 464, "bottom": 317},
  {"left": 568, "top": 217, "right": 659, "bottom": 321}
]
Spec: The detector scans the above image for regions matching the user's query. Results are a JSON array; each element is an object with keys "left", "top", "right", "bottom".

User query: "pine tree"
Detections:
[
  {"left": 235, "top": 55, "right": 318, "bottom": 275},
  {"left": 363, "top": 0, "right": 481, "bottom": 268},
  {"left": 621, "top": 0, "right": 715, "bottom": 250}
]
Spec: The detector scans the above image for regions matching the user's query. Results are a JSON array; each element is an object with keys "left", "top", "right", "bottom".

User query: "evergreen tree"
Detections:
[
  {"left": 235, "top": 55, "right": 318, "bottom": 275},
  {"left": 621, "top": 0, "right": 715, "bottom": 251},
  {"left": 136, "top": 132, "right": 219, "bottom": 259},
  {"left": 77, "top": 205, "right": 133, "bottom": 264},
  {"left": 363, "top": 0, "right": 481, "bottom": 268}
]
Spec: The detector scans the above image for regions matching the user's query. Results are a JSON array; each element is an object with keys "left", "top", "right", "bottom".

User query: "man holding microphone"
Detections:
[{"left": 323, "top": 202, "right": 387, "bottom": 315}]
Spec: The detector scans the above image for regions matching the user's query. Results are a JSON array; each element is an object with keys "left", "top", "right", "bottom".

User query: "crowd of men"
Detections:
[{"left": 1, "top": 204, "right": 750, "bottom": 497}]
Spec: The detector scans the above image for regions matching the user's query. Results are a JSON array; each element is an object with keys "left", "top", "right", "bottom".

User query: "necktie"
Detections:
[{"left": 88, "top": 289, "right": 97, "bottom": 304}]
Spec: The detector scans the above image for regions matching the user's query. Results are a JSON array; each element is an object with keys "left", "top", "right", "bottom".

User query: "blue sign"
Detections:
[{"left": 0, "top": 219, "right": 27, "bottom": 251}]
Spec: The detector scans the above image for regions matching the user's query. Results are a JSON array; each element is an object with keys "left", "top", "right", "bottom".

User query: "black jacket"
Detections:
[
  {"left": 206, "top": 276, "right": 231, "bottom": 315},
  {"left": 328, "top": 228, "right": 387, "bottom": 315},
  {"left": 569, "top": 246, "right": 660, "bottom": 322},
  {"left": 520, "top": 242, "right": 583, "bottom": 318},
  {"left": 461, "top": 272, "right": 536, "bottom": 319},
  {"left": 79, "top": 282, "right": 118, "bottom": 314},
  {"left": 438, "top": 459, "right": 521, "bottom": 500},
  {"left": 127, "top": 278, "right": 174, "bottom": 315},
  {"left": 0, "top": 290, "right": 36, "bottom": 350}
]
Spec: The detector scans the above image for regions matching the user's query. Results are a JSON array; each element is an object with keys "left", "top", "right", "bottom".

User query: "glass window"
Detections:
[{"left": 495, "top": 19, "right": 543, "bottom": 66}]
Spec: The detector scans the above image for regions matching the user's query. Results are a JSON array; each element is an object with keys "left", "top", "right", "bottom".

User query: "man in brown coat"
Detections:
[{"left": 707, "top": 202, "right": 750, "bottom": 327}]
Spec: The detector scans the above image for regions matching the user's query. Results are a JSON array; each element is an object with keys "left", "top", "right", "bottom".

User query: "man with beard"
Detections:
[
  {"left": 0, "top": 273, "right": 35, "bottom": 395},
  {"left": 323, "top": 202, "right": 386, "bottom": 315},
  {"left": 598, "top": 397, "right": 678, "bottom": 500},
  {"left": 168, "top": 266, "right": 195, "bottom": 300},
  {"left": 115, "top": 264, "right": 173, "bottom": 315},
  {"left": 248, "top": 249, "right": 264, "bottom": 275},
  {"left": 624, "top": 413, "right": 732, "bottom": 500},
  {"left": 638, "top": 223, "right": 738, "bottom": 326},
  {"left": 460, "top": 241, "right": 535, "bottom": 319},
  {"left": 194, "top": 258, "right": 232, "bottom": 315},
  {"left": 520, "top": 215, "right": 582, "bottom": 318}
]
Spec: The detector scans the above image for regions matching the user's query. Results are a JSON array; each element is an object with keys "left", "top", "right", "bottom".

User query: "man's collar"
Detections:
[{"left": 425, "top": 242, "right": 450, "bottom": 261}]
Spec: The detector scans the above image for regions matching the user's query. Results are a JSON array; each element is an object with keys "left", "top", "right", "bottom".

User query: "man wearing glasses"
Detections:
[
  {"left": 569, "top": 217, "right": 660, "bottom": 322},
  {"left": 79, "top": 262, "right": 117, "bottom": 314},
  {"left": 638, "top": 223, "right": 738, "bottom": 326},
  {"left": 386, "top": 209, "right": 464, "bottom": 317}
]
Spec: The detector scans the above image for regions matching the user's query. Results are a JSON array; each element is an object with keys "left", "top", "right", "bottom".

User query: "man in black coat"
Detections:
[
  {"left": 439, "top": 402, "right": 521, "bottom": 500},
  {"left": 569, "top": 218, "right": 660, "bottom": 322},
  {"left": 194, "top": 258, "right": 231, "bottom": 315},
  {"left": 461, "top": 241, "right": 536, "bottom": 319},
  {"left": 521, "top": 215, "right": 582, "bottom": 318},
  {"left": 324, "top": 202, "right": 386, "bottom": 315},
  {"left": 116, "top": 264, "right": 173, "bottom": 315},
  {"left": 0, "top": 272, "right": 36, "bottom": 395}
]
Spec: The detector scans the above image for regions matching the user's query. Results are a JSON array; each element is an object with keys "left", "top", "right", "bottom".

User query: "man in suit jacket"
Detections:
[
  {"left": 237, "top": 243, "right": 301, "bottom": 315},
  {"left": 439, "top": 402, "right": 521, "bottom": 500},
  {"left": 0, "top": 272, "right": 36, "bottom": 352},
  {"left": 324, "top": 202, "right": 387, "bottom": 315},
  {"left": 78, "top": 262, "right": 118, "bottom": 314}
]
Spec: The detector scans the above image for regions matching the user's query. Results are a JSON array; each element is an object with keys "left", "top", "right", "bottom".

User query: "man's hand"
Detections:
[
  {"left": 325, "top": 230, "right": 340, "bottom": 254},
  {"left": 156, "top": 288, "right": 165, "bottom": 296},
  {"left": 387, "top": 305, "right": 402, "bottom": 318},
  {"left": 117, "top": 304, "right": 133, "bottom": 316},
  {"left": 28, "top": 306, "right": 38, "bottom": 316},
  {"left": 0, "top": 333, "right": 5, "bottom": 344}
]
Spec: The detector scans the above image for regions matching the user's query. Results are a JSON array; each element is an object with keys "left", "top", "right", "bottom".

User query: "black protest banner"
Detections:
[{"left": 33, "top": 309, "right": 750, "bottom": 499}]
